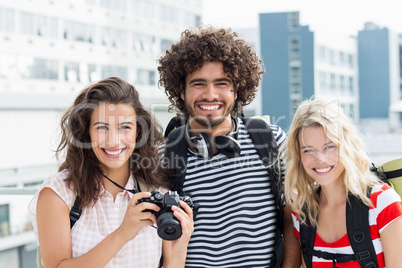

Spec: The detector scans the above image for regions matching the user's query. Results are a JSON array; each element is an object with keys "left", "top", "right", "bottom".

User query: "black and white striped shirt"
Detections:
[{"left": 182, "top": 119, "right": 286, "bottom": 268}]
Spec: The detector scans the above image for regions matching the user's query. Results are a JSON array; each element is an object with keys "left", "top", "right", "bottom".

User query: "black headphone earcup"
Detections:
[
  {"left": 196, "top": 133, "right": 213, "bottom": 159},
  {"left": 214, "top": 135, "right": 241, "bottom": 158}
]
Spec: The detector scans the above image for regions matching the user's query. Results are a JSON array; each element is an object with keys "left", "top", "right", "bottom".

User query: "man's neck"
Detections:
[{"left": 188, "top": 116, "right": 233, "bottom": 138}]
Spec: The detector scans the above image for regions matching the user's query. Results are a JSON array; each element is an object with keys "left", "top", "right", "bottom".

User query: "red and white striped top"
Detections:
[{"left": 292, "top": 183, "right": 402, "bottom": 267}]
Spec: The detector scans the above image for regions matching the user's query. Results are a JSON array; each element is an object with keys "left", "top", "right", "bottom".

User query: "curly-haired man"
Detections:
[{"left": 158, "top": 26, "right": 300, "bottom": 268}]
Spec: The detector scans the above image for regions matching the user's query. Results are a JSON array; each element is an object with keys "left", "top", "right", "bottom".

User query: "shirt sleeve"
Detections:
[{"left": 371, "top": 183, "right": 402, "bottom": 233}]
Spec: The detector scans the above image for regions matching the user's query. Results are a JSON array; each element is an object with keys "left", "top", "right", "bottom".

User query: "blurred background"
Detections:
[{"left": 0, "top": 0, "right": 401, "bottom": 266}]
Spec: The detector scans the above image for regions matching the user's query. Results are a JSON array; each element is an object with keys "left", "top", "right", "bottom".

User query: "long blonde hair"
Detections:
[{"left": 283, "top": 98, "right": 379, "bottom": 226}]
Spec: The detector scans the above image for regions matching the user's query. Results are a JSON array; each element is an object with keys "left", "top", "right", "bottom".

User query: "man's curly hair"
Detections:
[{"left": 157, "top": 26, "right": 264, "bottom": 118}]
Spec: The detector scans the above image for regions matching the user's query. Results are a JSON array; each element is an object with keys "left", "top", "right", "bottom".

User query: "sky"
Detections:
[{"left": 202, "top": 0, "right": 402, "bottom": 37}]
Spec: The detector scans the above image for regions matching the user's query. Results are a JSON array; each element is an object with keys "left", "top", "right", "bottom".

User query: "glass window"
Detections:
[
  {"left": 348, "top": 54, "right": 354, "bottom": 68},
  {"left": 64, "top": 21, "right": 96, "bottom": 44},
  {"left": 330, "top": 73, "right": 336, "bottom": 89},
  {"left": 288, "top": 12, "right": 299, "bottom": 30},
  {"left": 101, "top": 65, "right": 128, "bottom": 81},
  {"left": 0, "top": 53, "right": 18, "bottom": 79},
  {"left": 20, "top": 12, "right": 58, "bottom": 38},
  {"left": 319, "top": 71, "right": 327, "bottom": 89},
  {"left": 0, "top": 204, "right": 10, "bottom": 237},
  {"left": 289, "top": 37, "right": 300, "bottom": 61},
  {"left": 137, "top": 69, "right": 155, "bottom": 85},
  {"left": 101, "top": 0, "right": 126, "bottom": 11},
  {"left": 290, "top": 66, "right": 301, "bottom": 95},
  {"left": 340, "top": 75, "right": 345, "bottom": 91},
  {"left": 19, "top": 56, "right": 58, "bottom": 80},
  {"left": 160, "top": 39, "right": 172, "bottom": 53},
  {"left": 64, "top": 62, "right": 80, "bottom": 82},
  {"left": 329, "top": 49, "right": 336, "bottom": 65},
  {"left": 319, "top": 46, "right": 326, "bottom": 61},
  {"left": 349, "top": 76, "right": 354, "bottom": 93},
  {"left": 0, "top": 8, "right": 14, "bottom": 33}
]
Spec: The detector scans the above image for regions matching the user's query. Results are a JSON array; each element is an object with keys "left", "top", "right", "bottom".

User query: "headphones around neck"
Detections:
[{"left": 185, "top": 118, "right": 241, "bottom": 159}]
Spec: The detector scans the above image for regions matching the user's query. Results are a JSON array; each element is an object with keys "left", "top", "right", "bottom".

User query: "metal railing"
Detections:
[{"left": 0, "top": 187, "right": 39, "bottom": 195}]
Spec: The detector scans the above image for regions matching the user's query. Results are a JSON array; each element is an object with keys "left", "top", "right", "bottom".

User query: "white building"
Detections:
[{"left": 0, "top": 0, "right": 202, "bottom": 266}]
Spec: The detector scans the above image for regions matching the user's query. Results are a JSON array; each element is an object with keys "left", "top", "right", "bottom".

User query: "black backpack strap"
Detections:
[
  {"left": 165, "top": 125, "right": 188, "bottom": 195},
  {"left": 299, "top": 215, "right": 316, "bottom": 268},
  {"left": 164, "top": 116, "right": 186, "bottom": 138},
  {"left": 241, "top": 117, "right": 284, "bottom": 268},
  {"left": 69, "top": 196, "right": 82, "bottom": 229},
  {"left": 346, "top": 194, "right": 378, "bottom": 268}
]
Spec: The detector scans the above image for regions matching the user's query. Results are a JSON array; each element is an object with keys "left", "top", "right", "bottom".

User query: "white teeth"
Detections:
[
  {"left": 315, "top": 167, "right": 332, "bottom": 173},
  {"left": 199, "top": 105, "right": 220, "bottom": 110},
  {"left": 104, "top": 149, "right": 124, "bottom": 155}
]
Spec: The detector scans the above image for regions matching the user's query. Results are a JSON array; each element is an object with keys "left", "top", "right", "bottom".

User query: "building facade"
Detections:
[
  {"left": 0, "top": 0, "right": 202, "bottom": 266},
  {"left": 259, "top": 11, "right": 360, "bottom": 131},
  {"left": 358, "top": 22, "right": 402, "bottom": 132}
]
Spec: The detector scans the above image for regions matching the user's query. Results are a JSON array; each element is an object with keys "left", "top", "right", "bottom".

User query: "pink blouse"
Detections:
[{"left": 29, "top": 169, "right": 163, "bottom": 267}]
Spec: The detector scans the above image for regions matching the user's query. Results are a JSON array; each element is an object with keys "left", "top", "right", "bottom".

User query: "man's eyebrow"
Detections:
[
  {"left": 188, "top": 78, "right": 207, "bottom": 84},
  {"left": 214, "top": 78, "right": 231, "bottom": 83},
  {"left": 188, "top": 78, "right": 232, "bottom": 84}
]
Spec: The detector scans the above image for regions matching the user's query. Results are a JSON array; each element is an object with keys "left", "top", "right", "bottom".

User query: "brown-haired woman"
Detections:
[{"left": 29, "top": 77, "right": 194, "bottom": 267}]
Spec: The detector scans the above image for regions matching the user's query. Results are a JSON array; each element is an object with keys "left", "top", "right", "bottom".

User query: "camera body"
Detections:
[{"left": 139, "top": 190, "right": 199, "bottom": 241}]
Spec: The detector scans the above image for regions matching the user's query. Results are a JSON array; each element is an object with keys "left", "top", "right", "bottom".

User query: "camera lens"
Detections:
[
  {"left": 157, "top": 212, "right": 182, "bottom": 241},
  {"left": 163, "top": 226, "right": 177, "bottom": 235}
]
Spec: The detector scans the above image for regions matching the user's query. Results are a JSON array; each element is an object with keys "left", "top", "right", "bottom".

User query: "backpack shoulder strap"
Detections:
[
  {"left": 346, "top": 193, "right": 378, "bottom": 268},
  {"left": 241, "top": 117, "right": 284, "bottom": 268},
  {"left": 241, "top": 117, "right": 282, "bottom": 205},
  {"left": 69, "top": 195, "right": 82, "bottom": 229},
  {"left": 165, "top": 125, "right": 188, "bottom": 194},
  {"left": 299, "top": 213, "right": 315, "bottom": 268}
]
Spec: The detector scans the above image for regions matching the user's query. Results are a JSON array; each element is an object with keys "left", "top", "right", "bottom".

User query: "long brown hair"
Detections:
[{"left": 57, "top": 77, "right": 169, "bottom": 208}]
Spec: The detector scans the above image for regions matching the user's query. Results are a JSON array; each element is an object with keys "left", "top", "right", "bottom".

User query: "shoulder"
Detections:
[
  {"left": 36, "top": 169, "right": 74, "bottom": 208},
  {"left": 370, "top": 183, "right": 402, "bottom": 232}
]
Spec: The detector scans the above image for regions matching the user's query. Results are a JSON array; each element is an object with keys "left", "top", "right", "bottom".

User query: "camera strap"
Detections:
[{"left": 102, "top": 174, "right": 138, "bottom": 194}]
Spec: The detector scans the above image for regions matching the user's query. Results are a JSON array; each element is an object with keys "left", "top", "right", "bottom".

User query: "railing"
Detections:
[{"left": 0, "top": 187, "right": 39, "bottom": 195}]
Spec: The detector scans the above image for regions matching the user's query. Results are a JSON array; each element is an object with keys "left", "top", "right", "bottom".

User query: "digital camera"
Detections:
[{"left": 139, "top": 190, "right": 199, "bottom": 241}]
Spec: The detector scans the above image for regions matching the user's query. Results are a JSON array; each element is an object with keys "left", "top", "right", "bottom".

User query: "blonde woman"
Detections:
[{"left": 283, "top": 98, "right": 402, "bottom": 267}]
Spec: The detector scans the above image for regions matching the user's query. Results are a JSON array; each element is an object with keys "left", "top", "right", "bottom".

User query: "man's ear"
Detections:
[{"left": 181, "top": 91, "right": 184, "bottom": 100}]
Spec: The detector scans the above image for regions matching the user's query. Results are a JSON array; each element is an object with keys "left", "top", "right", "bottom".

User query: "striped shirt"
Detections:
[
  {"left": 292, "top": 183, "right": 402, "bottom": 267},
  {"left": 182, "top": 118, "right": 286, "bottom": 268}
]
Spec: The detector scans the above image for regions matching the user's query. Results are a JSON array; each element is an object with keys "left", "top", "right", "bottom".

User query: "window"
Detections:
[
  {"left": 288, "top": 12, "right": 299, "bottom": 30},
  {"left": 0, "top": 204, "right": 10, "bottom": 237},
  {"left": 289, "top": 37, "right": 300, "bottom": 61},
  {"left": 348, "top": 76, "right": 354, "bottom": 93},
  {"left": 101, "top": 65, "right": 128, "bottom": 81},
  {"left": 64, "top": 62, "right": 80, "bottom": 82},
  {"left": 290, "top": 66, "right": 301, "bottom": 96},
  {"left": 19, "top": 56, "right": 58, "bottom": 80},
  {"left": 319, "top": 46, "right": 326, "bottom": 61},
  {"left": 0, "top": 53, "right": 18, "bottom": 79},
  {"left": 319, "top": 71, "right": 327, "bottom": 89},
  {"left": 132, "top": 33, "right": 155, "bottom": 53},
  {"left": 100, "top": 0, "right": 126, "bottom": 11},
  {"left": 64, "top": 21, "right": 96, "bottom": 44},
  {"left": 20, "top": 13, "right": 58, "bottom": 38},
  {"left": 339, "top": 52, "right": 345, "bottom": 65},
  {"left": 340, "top": 75, "right": 345, "bottom": 91},
  {"left": 160, "top": 39, "right": 173, "bottom": 53},
  {"left": 348, "top": 54, "right": 354, "bottom": 68},
  {"left": 330, "top": 73, "right": 336, "bottom": 90},
  {"left": 0, "top": 8, "right": 14, "bottom": 33},
  {"left": 329, "top": 49, "right": 336, "bottom": 65},
  {"left": 137, "top": 69, "right": 155, "bottom": 85}
]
